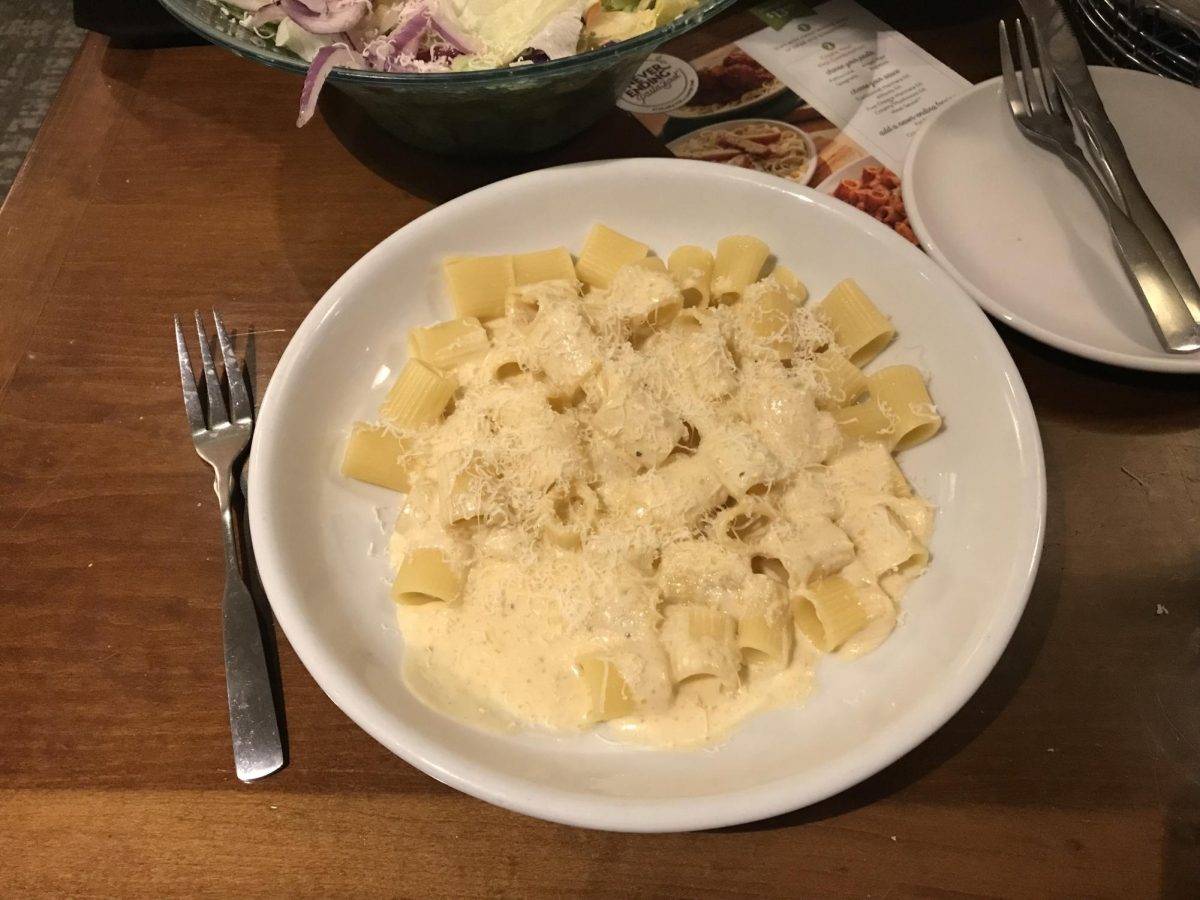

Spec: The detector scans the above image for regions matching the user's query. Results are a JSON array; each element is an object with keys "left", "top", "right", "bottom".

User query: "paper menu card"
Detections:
[
  {"left": 623, "top": 0, "right": 973, "bottom": 247},
  {"left": 736, "top": 0, "right": 971, "bottom": 172}
]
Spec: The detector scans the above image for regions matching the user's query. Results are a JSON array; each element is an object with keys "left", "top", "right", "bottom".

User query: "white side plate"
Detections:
[{"left": 904, "top": 66, "right": 1200, "bottom": 373}]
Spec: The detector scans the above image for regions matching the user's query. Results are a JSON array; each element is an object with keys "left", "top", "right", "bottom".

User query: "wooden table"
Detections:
[{"left": 2, "top": 4, "right": 1198, "bottom": 897}]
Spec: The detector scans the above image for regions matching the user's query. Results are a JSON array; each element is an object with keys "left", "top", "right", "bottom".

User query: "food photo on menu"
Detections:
[
  {"left": 6, "top": 0, "right": 1200, "bottom": 895},
  {"left": 627, "top": 37, "right": 925, "bottom": 244}
]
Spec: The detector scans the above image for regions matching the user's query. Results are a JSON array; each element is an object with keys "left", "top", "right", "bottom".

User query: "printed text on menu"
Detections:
[{"left": 738, "top": 0, "right": 970, "bottom": 171}]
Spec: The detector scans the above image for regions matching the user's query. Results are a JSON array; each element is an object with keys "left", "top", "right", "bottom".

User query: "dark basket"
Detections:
[{"left": 1069, "top": 0, "right": 1200, "bottom": 84}]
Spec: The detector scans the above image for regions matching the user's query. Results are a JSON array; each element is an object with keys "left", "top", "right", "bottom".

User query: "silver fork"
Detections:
[
  {"left": 999, "top": 19, "right": 1200, "bottom": 353},
  {"left": 175, "top": 311, "right": 284, "bottom": 782}
]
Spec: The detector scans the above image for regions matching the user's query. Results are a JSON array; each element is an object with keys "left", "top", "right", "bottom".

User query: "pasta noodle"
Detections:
[
  {"left": 341, "top": 423, "right": 413, "bottom": 492},
  {"left": 815, "top": 350, "right": 869, "bottom": 407},
  {"left": 737, "top": 612, "right": 793, "bottom": 668},
  {"left": 392, "top": 548, "right": 461, "bottom": 605},
  {"left": 575, "top": 224, "right": 649, "bottom": 289},
  {"left": 443, "top": 254, "right": 515, "bottom": 320},
  {"left": 840, "top": 504, "right": 928, "bottom": 578},
  {"left": 661, "top": 605, "right": 740, "bottom": 688},
  {"left": 345, "top": 228, "right": 941, "bottom": 748},
  {"left": 577, "top": 656, "right": 637, "bottom": 722},
  {"left": 513, "top": 247, "right": 576, "bottom": 285},
  {"left": 668, "top": 245, "right": 715, "bottom": 308},
  {"left": 769, "top": 264, "right": 809, "bottom": 304},
  {"left": 407, "top": 317, "right": 490, "bottom": 372},
  {"left": 631, "top": 256, "right": 669, "bottom": 275},
  {"left": 831, "top": 397, "right": 894, "bottom": 447},
  {"left": 380, "top": 359, "right": 456, "bottom": 428},
  {"left": 833, "top": 164, "right": 918, "bottom": 245},
  {"left": 540, "top": 484, "right": 599, "bottom": 549},
  {"left": 816, "top": 279, "right": 895, "bottom": 366},
  {"left": 738, "top": 285, "right": 797, "bottom": 359},
  {"left": 867, "top": 366, "right": 942, "bottom": 450},
  {"left": 713, "top": 235, "right": 770, "bottom": 303},
  {"left": 792, "top": 575, "right": 868, "bottom": 652}
]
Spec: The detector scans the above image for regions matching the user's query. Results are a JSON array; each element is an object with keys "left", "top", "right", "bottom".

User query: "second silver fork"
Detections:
[
  {"left": 175, "top": 311, "right": 284, "bottom": 782},
  {"left": 999, "top": 19, "right": 1200, "bottom": 353}
]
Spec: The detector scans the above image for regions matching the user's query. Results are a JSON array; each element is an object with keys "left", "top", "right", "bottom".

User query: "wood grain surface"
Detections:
[{"left": 2, "top": 3, "right": 1199, "bottom": 897}]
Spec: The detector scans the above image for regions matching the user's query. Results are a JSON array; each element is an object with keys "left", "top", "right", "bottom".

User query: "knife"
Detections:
[{"left": 1018, "top": 0, "right": 1200, "bottom": 325}]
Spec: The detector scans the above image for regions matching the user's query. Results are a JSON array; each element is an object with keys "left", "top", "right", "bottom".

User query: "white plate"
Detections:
[
  {"left": 904, "top": 67, "right": 1200, "bottom": 373},
  {"left": 668, "top": 119, "right": 819, "bottom": 186},
  {"left": 248, "top": 158, "right": 1045, "bottom": 832}
]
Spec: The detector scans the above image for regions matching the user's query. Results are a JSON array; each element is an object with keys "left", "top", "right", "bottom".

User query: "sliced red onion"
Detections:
[
  {"left": 297, "top": 42, "right": 363, "bottom": 127},
  {"left": 248, "top": 3, "right": 286, "bottom": 27},
  {"left": 224, "top": 0, "right": 276, "bottom": 10},
  {"left": 387, "top": 7, "right": 431, "bottom": 54},
  {"left": 427, "top": 13, "right": 475, "bottom": 54},
  {"left": 280, "top": 0, "right": 371, "bottom": 35},
  {"left": 364, "top": 6, "right": 429, "bottom": 68}
]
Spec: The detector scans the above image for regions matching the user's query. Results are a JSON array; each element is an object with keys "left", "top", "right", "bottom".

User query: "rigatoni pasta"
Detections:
[
  {"left": 407, "top": 318, "right": 489, "bottom": 372},
  {"left": 341, "top": 228, "right": 942, "bottom": 748},
  {"left": 577, "top": 655, "right": 637, "bottom": 722},
  {"left": 868, "top": 366, "right": 943, "bottom": 450},
  {"left": 713, "top": 235, "right": 770, "bottom": 302},
  {"left": 815, "top": 349, "right": 869, "bottom": 407},
  {"left": 817, "top": 278, "right": 895, "bottom": 365},
  {"left": 379, "top": 359, "right": 455, "bottom": 428},
  {"left": 668, "top": 245, "right": 715, "bottom": 308},
  {"left": 513, "top": 247, "right": 576, "bottom": 285},
  {"left": 661, "top": 605, "right": 740, "bottom": 689},
  {"left": 575, "top": 224, "right": 649, "bottom": 289},
  {"left": 443, "top": 254, "right": 515, "bottom": 319},
  {"left": 340, "top": 423, "right": 413, "bottom": 492},
  {"left": 391, "top": 548, "right": 461, "bottom": 605},
  {"left": 793, "top": 575, "right": 868, "bottom": 652}
]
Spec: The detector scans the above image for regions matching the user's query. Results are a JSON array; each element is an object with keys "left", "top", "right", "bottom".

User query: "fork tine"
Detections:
[
  {"left": 175, "top": 316, "right": 207, "bottom": 434},
  {"left": 998, "top": 21, "right": 1025, "bottom": 119},
  {"left": 194, "top": 309, "right": 230, "bottom": 426},
  {"left": 213, "top": 310, "right": 252, "bottom": 424},
  {"left": 1015, "top": 19, "right": 1048, "bottom": 116},
  {"left": 1024, "top": 15, "right": 1063, "bottom": 114}
]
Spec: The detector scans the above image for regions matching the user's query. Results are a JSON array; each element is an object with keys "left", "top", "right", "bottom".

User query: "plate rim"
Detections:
[
  {"left": 903, "top": 67, "right": 1200, "bottom": 374},
  {"left": 248, "top": 157, "right": 1046, "bottom": 832}
]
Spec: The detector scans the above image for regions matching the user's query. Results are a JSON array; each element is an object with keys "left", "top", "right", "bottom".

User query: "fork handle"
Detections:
[
  {"left": 1064, "top": 93, "right": 1200, "bottom": 325},
  {"left": 1062, "top": 151, "right": 1200, "bottom": 353},
  {"left": 215, "top": 471, "right": 284, "bottom": 782}
]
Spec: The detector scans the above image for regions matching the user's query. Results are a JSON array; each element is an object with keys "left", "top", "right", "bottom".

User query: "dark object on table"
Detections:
[
  {"left": 1069, "top": 0, "right": 1200, "bottom": 84},
  {"left": 74, "top": 0, "right": 202, "bottom": 48}
]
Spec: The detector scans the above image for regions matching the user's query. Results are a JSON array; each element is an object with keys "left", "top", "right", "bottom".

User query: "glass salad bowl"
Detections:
[{"left": 157, "top": 0, "right": 738, "bottom": 156}]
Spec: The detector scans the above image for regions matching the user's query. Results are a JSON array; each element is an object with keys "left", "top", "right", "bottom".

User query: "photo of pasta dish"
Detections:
[
  {"left": 341, "top": 226, "right": 941, "bottom": 748},
  {"left": 669, "top": 120, "right": 816, "bottom": 184},
  {"left": 832, "top": 164, "right": 917, "bottom": 245}
]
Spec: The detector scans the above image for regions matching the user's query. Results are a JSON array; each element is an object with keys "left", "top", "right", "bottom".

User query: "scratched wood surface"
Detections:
[{"left": 1, "top": 3, "right": 1199, "bottom": 897}]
